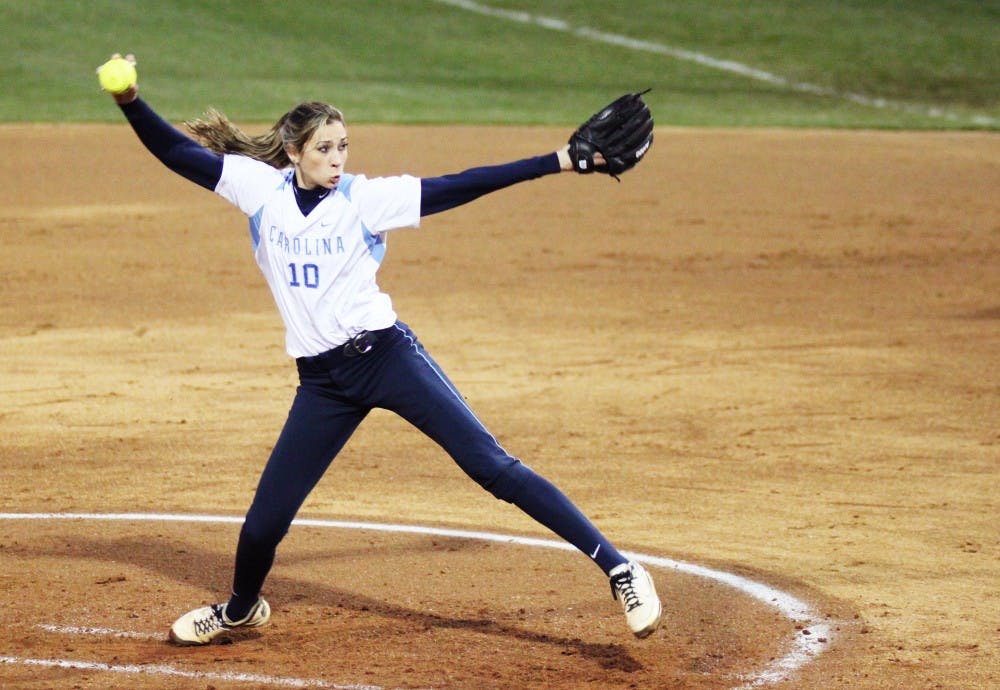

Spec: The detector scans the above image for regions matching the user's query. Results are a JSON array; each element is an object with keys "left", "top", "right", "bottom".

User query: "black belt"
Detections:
[
  {"left": 300, "top": 328, "right": 384, "bottom": 364},
  {"left": 342, "top": 330, "right": 377, "bottom": 358},
  {"left": 297, "top": 325, "right": 398, "bottom": 371}
]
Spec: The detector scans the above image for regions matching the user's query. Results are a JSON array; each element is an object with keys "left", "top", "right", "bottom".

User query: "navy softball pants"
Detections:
[{"left": 226, "top": 321, "right": 625, "bottom": 618}]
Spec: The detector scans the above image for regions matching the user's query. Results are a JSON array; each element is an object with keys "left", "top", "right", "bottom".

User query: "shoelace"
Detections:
[
  {"left": 610, "top": 568, "right": 643, "bottom": 612},
  {"left": 192, "top": 605, "right": 227, "bottom": 636}
]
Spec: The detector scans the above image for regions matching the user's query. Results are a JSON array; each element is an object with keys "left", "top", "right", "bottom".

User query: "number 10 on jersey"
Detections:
[{"left": 288, "top": 262, "right": 319, "bottom": 288}]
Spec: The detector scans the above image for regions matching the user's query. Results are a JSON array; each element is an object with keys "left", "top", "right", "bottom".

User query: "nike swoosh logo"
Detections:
[{"left": 590, "top": 544, "right": 601, "bottom": 559}]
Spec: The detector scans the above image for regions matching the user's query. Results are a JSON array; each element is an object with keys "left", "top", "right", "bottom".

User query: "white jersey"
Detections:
[{"left": 215, "top": 155, "right": 421, "bottom": 358}]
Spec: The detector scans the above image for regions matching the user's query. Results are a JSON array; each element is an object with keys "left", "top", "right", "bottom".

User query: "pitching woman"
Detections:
[{"left": 100, "top": 55, "right": 661, "bottom": 645}]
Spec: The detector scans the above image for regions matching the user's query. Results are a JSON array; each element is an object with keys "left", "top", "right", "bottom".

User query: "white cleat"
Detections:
[
  {"left": 169, "top": 598, "right": 270, "bottom": 646},
  {"left": 609, "top": 561, "right": 662, "bottom": 638}
]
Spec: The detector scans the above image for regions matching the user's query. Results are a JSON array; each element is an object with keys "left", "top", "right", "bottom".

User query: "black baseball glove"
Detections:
[{"left": 568, "top": 89, "right": 653, "bottom": 180}]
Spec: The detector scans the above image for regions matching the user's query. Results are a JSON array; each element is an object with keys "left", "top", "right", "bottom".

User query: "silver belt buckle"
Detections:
[{"left": 344, "top": 331, "right": 374, "bottom": 357}]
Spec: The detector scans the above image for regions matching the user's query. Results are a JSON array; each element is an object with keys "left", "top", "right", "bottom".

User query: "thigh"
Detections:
[
  {"left": 246, "top": 383, "right": 367, "bottom": 533},
  {"left": 378, "top": 324, "right": 518, "bottom": 484}
]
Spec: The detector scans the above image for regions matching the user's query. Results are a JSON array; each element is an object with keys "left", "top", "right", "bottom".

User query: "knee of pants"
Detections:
[
  {"left": 240, "top": 511, "right": 292, "bottom": 551},
  {"left": 483, "top": 460, "right": 533, "bottom": 503}
]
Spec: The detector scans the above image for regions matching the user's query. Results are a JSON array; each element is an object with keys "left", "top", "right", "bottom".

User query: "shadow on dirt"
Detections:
[{"left": 12, "top": 533, "right": 645, "bottom": 673}]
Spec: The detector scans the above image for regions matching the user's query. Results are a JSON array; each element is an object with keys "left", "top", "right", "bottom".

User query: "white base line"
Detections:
[
  {"left": 0, "top": 512, "right": 835, "bottom": 688},
  {"left": 432, "top": 0, "right": 996, "bottom": 127}
]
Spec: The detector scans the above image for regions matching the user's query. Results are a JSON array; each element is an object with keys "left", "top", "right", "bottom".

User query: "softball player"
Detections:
[{"left": 102, "top": 56, "right": 661, "bottom": 645}]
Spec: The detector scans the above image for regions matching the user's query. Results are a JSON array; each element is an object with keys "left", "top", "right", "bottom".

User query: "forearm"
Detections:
[
  {"left": 420, "top": 152, "right": 565, "bottom": 216},
  {"left": 120, "top": 98, "right": 223, "bottom": 191}
]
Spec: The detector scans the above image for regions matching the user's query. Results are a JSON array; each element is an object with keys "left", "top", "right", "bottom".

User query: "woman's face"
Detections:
[{"left": 290, "top": 120, "right": 349, "bottom": 190}]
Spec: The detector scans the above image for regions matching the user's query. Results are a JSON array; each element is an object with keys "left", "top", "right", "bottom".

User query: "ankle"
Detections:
[{"left": 223, "top": 598, "right": 254, "bottom": 624}]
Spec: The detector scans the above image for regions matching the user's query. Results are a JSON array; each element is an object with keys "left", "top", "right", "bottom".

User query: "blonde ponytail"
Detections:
[{"left": 185, "top": 102, "right": 345, "bottom": 170}]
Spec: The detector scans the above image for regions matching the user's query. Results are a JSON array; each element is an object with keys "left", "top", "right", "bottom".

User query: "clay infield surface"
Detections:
[{"left": 0, "top": 123, "right": 997, "bottom": 688}]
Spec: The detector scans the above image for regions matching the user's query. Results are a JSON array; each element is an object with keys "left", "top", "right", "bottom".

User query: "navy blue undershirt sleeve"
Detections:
[
  {"left": 119, "top": 98, "right": 223, "bottom": 191},
  {"left": 420, "top": 154, "right": 561, "bottom": 216},
  {"left": 119, "top": 97, "right": 557, "bottom": 211}
]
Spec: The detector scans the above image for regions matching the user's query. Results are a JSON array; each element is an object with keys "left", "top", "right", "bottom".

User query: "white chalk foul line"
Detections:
[
  {"left": 22, "top": 623, "right": 373, "bottom": 689},
  {"left": 433, "top": 0, "right": 996, "bottom": 127},
  {"left": 0, "top": 655, "right": 376, "bottom": 689},
  {"left": 36, "top": 623, "right": 162, "bottom": 641},
  {"left": 0, "top": 512, "right": 834, "bottom": 688}
]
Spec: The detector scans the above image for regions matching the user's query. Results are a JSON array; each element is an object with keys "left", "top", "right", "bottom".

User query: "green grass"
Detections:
[{"left": 0, "top": 0, "right": 997, "bottom": 128}]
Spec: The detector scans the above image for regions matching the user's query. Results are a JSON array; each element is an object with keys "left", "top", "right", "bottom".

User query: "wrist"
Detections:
[
  {"left": 113, "top": 85, "right": 139, "bottom": 105},
  {"left": 556, "top": 146, "right": 572, "bottom": 171}
]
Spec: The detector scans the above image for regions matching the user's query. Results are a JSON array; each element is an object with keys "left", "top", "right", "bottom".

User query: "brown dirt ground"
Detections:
[{"left": 0, "top": 122, "right": 997, "bottom": 689}]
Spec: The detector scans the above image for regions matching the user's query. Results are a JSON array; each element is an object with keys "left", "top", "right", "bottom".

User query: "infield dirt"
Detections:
[{"left": 1, "top": 123, "right": 997, "bottom": 688}]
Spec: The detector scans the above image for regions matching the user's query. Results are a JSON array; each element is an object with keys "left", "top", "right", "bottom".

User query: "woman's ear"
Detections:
[{"left": 285, "top": 145, "right": 299, "bottom": 165}]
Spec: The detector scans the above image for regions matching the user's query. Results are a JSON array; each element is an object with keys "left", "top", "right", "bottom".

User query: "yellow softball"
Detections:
[{"left": 97, "top": 57, "right": 137, "bottom": 95}]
